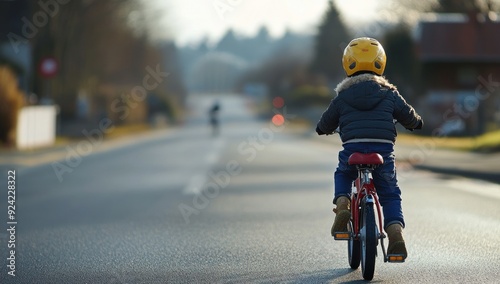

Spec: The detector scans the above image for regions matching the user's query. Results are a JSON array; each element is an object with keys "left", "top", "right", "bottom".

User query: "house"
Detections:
[{"left": 416, "top": 13, "right": 500, "bottom": 135}]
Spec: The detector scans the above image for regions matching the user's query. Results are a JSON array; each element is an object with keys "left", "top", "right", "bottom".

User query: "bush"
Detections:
[
  {"left": 0, "top": 66, "right": 24, "bottom": 146},
  {"left": 289, "top": 85, "right": 332, "bottom": 107}
]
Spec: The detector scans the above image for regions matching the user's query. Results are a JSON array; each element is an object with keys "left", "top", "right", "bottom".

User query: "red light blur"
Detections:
[
  {"left": 272, "top": 114, "right": 285, "bottom": 126},
  {"left": 272, "top": 97, "right": 285, "bottom": 108}
]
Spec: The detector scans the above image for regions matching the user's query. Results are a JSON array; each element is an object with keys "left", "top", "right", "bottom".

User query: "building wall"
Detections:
[{"left": 420, "top": 62, "right": 500, "bottom": 135}]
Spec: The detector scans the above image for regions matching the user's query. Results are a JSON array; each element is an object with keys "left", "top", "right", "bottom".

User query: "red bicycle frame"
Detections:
[
  {"left": 351, "top": 169, "right": 385, "bottom": 241},
  {"left": 348, "top": 153, "right": 389, "bottom": 261}
]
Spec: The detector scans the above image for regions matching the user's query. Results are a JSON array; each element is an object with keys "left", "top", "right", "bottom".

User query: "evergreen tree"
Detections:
[
  {"left": 383, "top": 25, "right": 420, "bottom": 102},
  {"left": 216, "top": 29, "right": 239, "bottom": 54},
  {"left": 310, "top": 0, "right": 351, "bottom": 82},
  {"left": 255, "top": 26, "right": 270, "bottom": 43}
]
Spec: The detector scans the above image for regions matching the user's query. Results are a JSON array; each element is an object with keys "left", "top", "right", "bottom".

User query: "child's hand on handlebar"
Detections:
[
  {"left": 415, "top": 120, "right": 423, "bottom": 129},
  {"left": 406, "top": 120, "right": 423, "bottom": 131},
  {"left": 316, "top": 126, "right": 326, "bottom": 135}
]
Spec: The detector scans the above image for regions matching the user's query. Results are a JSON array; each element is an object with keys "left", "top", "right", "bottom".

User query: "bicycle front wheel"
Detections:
[{"left": 360, "top": 201, "right": 377, "bottom": 280}]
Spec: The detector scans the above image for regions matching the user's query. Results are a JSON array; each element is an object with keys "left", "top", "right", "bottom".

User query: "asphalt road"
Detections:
[{"left": 1, "top": 94, "right": 499, "bottom": 283}]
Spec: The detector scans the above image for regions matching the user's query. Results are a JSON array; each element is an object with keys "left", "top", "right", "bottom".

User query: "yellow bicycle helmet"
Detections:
[{"left": 342, "top": 37, "right": 386, "bottom": 76}]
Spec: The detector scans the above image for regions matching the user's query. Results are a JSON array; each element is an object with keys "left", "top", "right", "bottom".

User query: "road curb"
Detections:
[{"left": 413, "top": 165, "right": 500, "bottom": 184}]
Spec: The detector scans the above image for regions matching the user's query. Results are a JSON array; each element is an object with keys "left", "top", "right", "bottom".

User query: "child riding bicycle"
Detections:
[{"left": 316, "top": 37, "right": 423, "bottom": 260}]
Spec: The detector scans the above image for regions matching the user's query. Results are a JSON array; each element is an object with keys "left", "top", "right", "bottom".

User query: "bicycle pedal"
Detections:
[
  {"left": 333, "top": 232, "right": 350, "bottom": 240},
  {"left": 387, "top": 254, "right": 406, "bottom": 263}
]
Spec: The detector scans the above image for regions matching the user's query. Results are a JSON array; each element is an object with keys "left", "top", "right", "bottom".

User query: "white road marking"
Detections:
[
  {"left": 183, "top": 175, "right": 207, "bottom": 195},
  {"left": 183, "top": 138, "right": 226, "bottom": 195},
  {"left": 446, "top": 179, "right": 500, "bottom": 200},
  {"left": 205, "top": 152, "right": 219, "bottom": 164}
]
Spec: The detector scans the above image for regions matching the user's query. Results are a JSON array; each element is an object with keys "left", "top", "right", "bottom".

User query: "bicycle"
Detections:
[{"left": 332, "top": 152, "right": 405, "bottom": 281}]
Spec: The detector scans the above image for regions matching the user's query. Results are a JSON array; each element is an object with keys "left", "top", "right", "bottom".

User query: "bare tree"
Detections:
[
  {"left": 27, "top": 0, "right": 183, "bottom": 120},
  {"left": 430, "top": 0, "right": 499, "bottom": 13},
  {"left": 384, "top": 0, "right": 500, "bottom": 15}
]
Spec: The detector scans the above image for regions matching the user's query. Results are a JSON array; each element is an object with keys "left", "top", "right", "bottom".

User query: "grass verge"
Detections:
[
  {"left": 104, "top": 123, "right": 153, "bottom": 139},
  {"left": 397, "top": 129, "right": 500, "bottom": 152}
]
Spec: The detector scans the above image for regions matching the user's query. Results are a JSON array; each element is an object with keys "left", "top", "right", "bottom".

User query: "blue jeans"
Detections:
[{"left": 334, "top": 142, "right": 405, "bottom": 229}]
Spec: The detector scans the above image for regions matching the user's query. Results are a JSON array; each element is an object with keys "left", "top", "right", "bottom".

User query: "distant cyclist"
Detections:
[
  {"left": 209, "top": 100, "right": 221, "bottom": 136},
  {"left": 316, "top": 37, "right": 423, "bottom": 260}
]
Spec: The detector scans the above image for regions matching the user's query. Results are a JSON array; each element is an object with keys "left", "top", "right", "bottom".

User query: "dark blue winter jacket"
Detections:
[{"left": 317, "top": 74, "right": 422, "bottom": 144}]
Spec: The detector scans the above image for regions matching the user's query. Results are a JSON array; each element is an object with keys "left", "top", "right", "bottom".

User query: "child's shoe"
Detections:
[
  {"left": 386, "top": 223, "right": 408, "bottom": 261},
  {"left": 331, "top": 196, "right": 351, "bottom": 236}
]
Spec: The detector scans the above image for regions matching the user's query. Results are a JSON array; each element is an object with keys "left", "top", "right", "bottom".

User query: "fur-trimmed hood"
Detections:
[
  {"left": 317, "top": 72, "right": 422, "bottom": 143},
  {"left": 333, "top": 73, "right": 398, "bottom": 111},
  {"left": 335, "top": 73, "right": 396, "bottom": 93}
]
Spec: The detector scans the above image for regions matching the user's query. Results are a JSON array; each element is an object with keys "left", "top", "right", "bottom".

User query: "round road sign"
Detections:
[{"left": 39, "top": 57, "right": 58, "bottom": 78}]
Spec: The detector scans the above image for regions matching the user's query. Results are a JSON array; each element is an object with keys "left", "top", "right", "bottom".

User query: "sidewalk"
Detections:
[
  {"left": 0, "top": 128, "right": 172, "bottom": 169},
  {"left": 293, "top": 126, "right": 500, "bottom": 185},
  {"left": 394, "top": 142, "right": 500, "bottom": 184},
  {"left": 0, "top": 142, "right": 71, "bottom": 168}
]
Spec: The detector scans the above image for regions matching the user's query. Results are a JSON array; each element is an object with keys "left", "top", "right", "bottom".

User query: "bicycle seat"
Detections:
[{"left": 348, "top": 153, "right": 384, "bottom": 165}]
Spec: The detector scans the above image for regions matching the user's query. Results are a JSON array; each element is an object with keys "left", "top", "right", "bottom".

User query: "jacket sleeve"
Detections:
[
  {"left": 392, "top": 90, "right": 423, "bottom": 129},
  {"left": 317, "top": 97, "right": 340, "bottom": 134}
]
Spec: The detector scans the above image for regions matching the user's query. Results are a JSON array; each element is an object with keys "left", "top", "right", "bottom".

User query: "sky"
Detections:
[{"left": 144, "top": 0, "right": 382, "bottom": 46}]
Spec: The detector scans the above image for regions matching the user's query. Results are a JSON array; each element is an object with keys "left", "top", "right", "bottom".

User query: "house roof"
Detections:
[{"left": 418, "top": 13, "right": 500, "bottom": 62}]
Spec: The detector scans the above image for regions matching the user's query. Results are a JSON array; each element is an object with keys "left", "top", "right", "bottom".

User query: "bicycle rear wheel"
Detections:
[
  {"left": 360, "top": 200, "right": 377, "bottom": 280},
  {"left": 347, "top": 220, "right": 360, "bottom": 269}
]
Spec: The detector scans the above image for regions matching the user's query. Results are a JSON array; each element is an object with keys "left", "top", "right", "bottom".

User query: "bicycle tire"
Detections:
[
  {"left": 347, "top": 220, "right": 360, "bottom": 269},
  {"left": 360, "top": 199, "right": 377, "bottom": 280}
]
